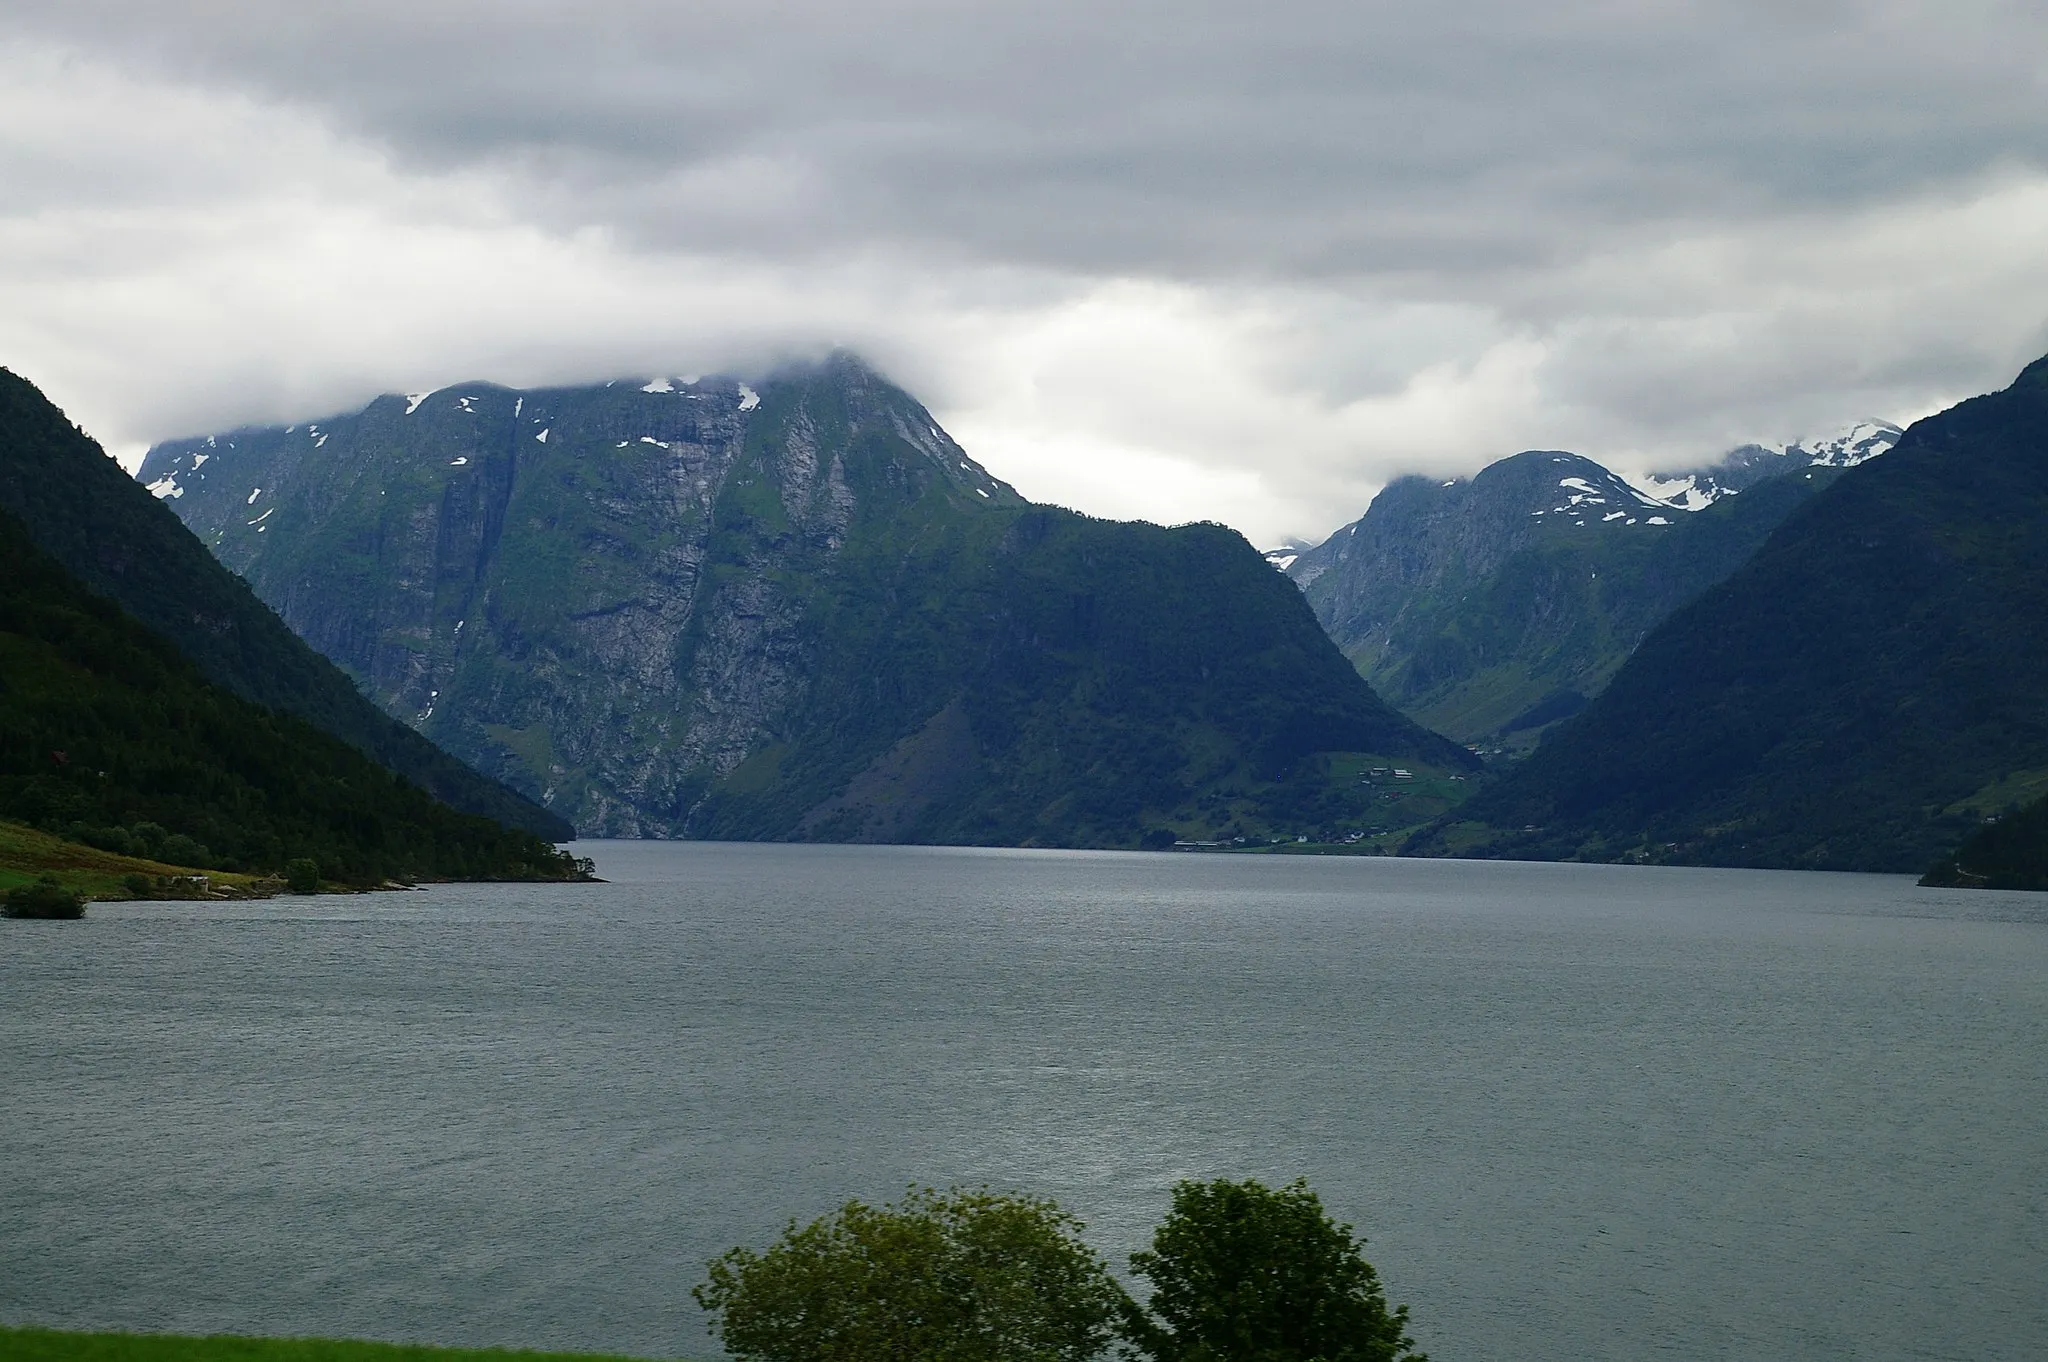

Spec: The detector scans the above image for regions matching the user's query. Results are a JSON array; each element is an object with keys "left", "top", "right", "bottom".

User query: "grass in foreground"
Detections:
[{"left": 0, "top": 1326, "right": 666, "bottom": 1362}]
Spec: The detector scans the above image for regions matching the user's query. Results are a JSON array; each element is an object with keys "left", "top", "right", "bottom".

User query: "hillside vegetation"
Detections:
[
  {"left": 1923, "top": 791, "right": 2048, "bottom": 891},
  {"left": 0, "top": 510, "right": 584, "bottom": 886},
  {"left": 0, "top": 369, "right": 569, "bottom": 840},
  {"left": 0, "top": 819, "right": 272, "bottom": 900}
]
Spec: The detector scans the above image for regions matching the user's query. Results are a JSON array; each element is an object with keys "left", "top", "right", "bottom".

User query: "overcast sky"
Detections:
[{"left": 4, "top": 1, "right": 2046, "bottom": 544}]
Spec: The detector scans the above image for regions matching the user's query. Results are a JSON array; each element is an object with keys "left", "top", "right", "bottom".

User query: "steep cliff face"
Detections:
[{"left": 144, "top": 356, "right": 1472, "bottom": 843}]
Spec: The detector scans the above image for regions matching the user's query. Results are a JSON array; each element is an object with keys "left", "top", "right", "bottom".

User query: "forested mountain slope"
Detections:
[
  {"left": 1923, "top": 791, "right": 2048, "bottom": 891},
  {"left": 0, "top": 510, "right": 582, "bottom": 885},
  {"left": 0, "top": 371, "right": 569, "bottom": 840},
  {"left": 142, "top": 355, "right": 1475, "bottom": 846},
  {"left": 1415, "top": 354, "right": 2048, "bottom": 872}
]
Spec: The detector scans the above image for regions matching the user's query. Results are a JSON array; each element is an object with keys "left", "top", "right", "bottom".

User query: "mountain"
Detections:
[
  {"left": 1630, "top": 421, "right": 1901, "bottom": 510},
  {"left": 0, "top": 505, "right": 584, "bottom": 886},
  {"left": 139, "top": 355, "right": 1476, "bottom": 846},
  {"left": 1416, "top": 356, "right": 2048, "bottom": 872},
  {"left": 1283, "top": 442, "right": 1877, "bottom": 747},
  {"left": 0, "top": 370, "right": 570, "bottom": 841},
  {"left": 1923, "top": 791, "right": 2048, "bottom": 891}
]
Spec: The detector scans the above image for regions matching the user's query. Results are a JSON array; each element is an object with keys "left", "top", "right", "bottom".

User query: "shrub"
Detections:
[
  {"left": 284, "top": 858, "right": 321, "bottom": 894},
  {"left": 695, "top": 1186, "right": 1126, "bottom": 1362},
  {"left": 5, "top": 876, "right": 85, "bottom": 919},
  {"left": 120, "top": 872, "right": 154, "bottom": 899}
]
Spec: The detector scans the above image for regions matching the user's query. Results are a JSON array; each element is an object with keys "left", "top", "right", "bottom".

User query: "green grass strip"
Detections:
[{"left": 0, "top": 1326, "right": 671, "bottom": 1362}]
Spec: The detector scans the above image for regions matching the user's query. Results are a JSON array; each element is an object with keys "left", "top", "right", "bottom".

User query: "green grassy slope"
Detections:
[
  {"left": 0, "top": 509, "right": 583, "bottom": 885},
  {"left": 0, "top": 1327, "right": 660, "bottom": 1362},
  {"left": 1420, "top": 353, "right": 2048, "bottom": 872},
  {"left": 0, "top": 370, "right": 570, "bottom": 841},
  {"left": 0, "top": 819, "right": 274, "bottom": 898}
]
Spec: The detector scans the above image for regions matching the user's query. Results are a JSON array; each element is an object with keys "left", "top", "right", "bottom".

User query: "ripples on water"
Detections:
[{"left": 3, "top": 843, "right": 2045, "bottom": 1361}]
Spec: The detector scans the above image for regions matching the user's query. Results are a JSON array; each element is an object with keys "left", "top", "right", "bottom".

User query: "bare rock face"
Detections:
[
  {"left": 142, "top": 356, "right": 997, "bottom": 836},
  {"left": 143, "top": 354, "right": 1472, "bottom": 845}
]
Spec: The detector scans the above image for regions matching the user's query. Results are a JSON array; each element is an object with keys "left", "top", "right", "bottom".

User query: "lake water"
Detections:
[{"left": 3, "top": 843, "right": 2045, "bottom": 1361}]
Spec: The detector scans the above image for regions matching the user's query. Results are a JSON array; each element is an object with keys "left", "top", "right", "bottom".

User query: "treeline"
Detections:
[
  {"left": 696, "top": 1178, "right": 1427, "bottom": 1362},
  {"left": 0, "top": 511, "right": 583, "bottom": 886}
]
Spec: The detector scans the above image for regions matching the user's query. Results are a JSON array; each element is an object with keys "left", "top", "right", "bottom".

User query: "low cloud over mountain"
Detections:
[{"left": 5, "top": 2, "right": 2048, "bottom": 542}]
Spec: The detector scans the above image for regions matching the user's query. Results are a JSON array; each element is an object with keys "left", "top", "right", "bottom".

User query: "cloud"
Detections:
[{"left": 2, "top": 3, "right": 2047, "bottom": 545}]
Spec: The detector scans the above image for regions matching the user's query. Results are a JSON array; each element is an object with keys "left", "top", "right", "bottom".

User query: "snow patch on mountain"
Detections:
[{"left": 1623, "top": 420, "right": 1902, "bottom": 511}]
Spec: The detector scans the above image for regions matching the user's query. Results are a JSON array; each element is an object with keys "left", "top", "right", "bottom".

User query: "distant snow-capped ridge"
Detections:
[
  {"left": 1262, "top": 420, "right": 1901, "bottom": 565},
  {"left": 1624, "top": 420, "right": 1902, "bottom": 511}
]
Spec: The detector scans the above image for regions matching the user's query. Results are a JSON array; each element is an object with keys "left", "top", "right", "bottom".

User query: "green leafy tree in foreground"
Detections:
[
  {"left": 694, "top": 1185, "right": 1127, "bottom": 1362},
  {"left": 1123, "top": 1178, "right": 1426, "bottom": 1362}
]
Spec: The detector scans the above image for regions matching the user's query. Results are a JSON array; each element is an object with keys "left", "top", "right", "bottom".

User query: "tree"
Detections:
[
  {"left": 694, "top": 1186, "right": 1128, "bottom": 1362},
  {"left": 1122, "top": 1178, "right": 1426, "bottom": 1362},
  {"left": 160, "top": 832, "right": 213, "bottom": 867},
  {"left": 4, "top": 875, "right": 85, "bottom": 919},
  {"left": 284, "top": 858, "right": 322, "bottom": 894}
]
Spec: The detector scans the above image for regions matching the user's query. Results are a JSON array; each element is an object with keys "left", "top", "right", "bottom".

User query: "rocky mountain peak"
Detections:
[{"left": 1285, "top": 449, "right": 1675, "bottom": 597}]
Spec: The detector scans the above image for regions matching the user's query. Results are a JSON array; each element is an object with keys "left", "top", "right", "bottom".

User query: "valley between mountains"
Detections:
[{"left": 13, "top": 346, "right": 2033, "bottom": 885}]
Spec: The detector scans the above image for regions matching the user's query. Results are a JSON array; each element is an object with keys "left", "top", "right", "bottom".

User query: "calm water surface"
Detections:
[{"left": 3, "top": 843, "right": 2045, "bottom": 1360}]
